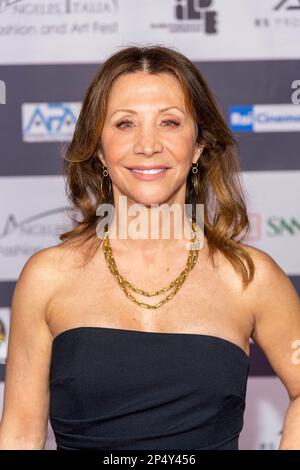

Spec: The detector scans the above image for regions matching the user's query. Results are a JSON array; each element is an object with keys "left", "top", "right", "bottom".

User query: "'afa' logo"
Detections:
[{"left": 22, "top": 102, "right": 81, "bottom": 142}]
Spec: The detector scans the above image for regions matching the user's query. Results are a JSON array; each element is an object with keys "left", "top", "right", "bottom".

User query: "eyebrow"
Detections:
[{"left": 110, "top": 106, "right": 186, "bottom": 117}]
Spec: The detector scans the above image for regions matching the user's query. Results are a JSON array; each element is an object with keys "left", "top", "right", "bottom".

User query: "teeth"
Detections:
[{"left": 131, "top": 168, "right": 166, "bottom": 174}]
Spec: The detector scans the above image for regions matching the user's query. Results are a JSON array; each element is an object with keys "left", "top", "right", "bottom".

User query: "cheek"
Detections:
[
  {"left": 168, "top": 132, "right": 194, "bottom": 150},
  {"left": 171, "top": 142, "right": 194, "bottom": 165},
  {"left": 101, "top": 132, "right": 128, "bottom": 163}
]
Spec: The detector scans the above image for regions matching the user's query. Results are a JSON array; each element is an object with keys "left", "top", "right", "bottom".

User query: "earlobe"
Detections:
[
  {"left": 198, "top": 143, "right": 204, "bottom": 155},
  {"left": 97, "top": 151, "right": 106, "bottom": 167},
  {"left": 193, "top": 144, "right": 204, "bottom": 164}
]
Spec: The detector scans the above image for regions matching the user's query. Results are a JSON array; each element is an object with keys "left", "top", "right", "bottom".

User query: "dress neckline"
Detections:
[{"left": 51, "top": 326, "right": 250, "bottom": 361}]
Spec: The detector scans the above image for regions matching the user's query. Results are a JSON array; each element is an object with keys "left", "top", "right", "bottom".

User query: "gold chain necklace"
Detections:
[{"left": 102, "top": 219, "right": 200, "bottom": 309}]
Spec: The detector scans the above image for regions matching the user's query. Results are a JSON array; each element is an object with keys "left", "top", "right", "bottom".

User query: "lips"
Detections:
[
  {"left": 126, "top": 167, "right": 169, "bottom": 180},
  {"left": 130, "top": 168, "right": 167, "bottom": 175},
  {"left": 126, "top": 165, "right": 170, "bottom": 170}
]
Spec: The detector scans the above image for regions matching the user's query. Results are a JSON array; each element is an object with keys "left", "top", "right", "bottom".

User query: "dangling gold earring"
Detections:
[
  {"left": 100, "top": 166, "right": 112, "bottom": 199},
  {"left": 191, "top": 160, "right": 200, "bottom": 196},
  {"left": 191, "top": 161, "right": 199, "bottom": 174}
]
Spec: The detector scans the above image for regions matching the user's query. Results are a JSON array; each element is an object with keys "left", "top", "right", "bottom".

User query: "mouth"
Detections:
[{"left": 125, "top": 167, "right": 170, "bottom": 180}]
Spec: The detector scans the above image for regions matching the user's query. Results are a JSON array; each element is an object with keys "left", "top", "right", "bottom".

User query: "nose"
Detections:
[{"left": 133, "top": 124, "right": 163, "bottom": 157}]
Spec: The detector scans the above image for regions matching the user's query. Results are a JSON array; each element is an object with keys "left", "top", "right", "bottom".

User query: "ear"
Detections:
[{"left": 192, "top": 143, "right": 204, "bottom": 165}]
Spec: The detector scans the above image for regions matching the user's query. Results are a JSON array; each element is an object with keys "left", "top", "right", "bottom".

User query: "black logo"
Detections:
[
  {"left": 0, "top": 0, "right": 23, "bottom": 12},
  {"left": 175, "top": 0, "right": 218, "bottom": 33},
  {"left": 273, "top": 0, "right": 300, "bottom": 10}
]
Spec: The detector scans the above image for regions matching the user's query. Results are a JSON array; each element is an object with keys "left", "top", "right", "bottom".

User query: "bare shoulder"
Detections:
[
  {"left": 240, "top": 242, "right": 281, "bottom": 269},
  {"left": 17, "top": 244, "right": 60, "bottom": 286},
  {"left": 237, "top": 242, "right": 299, "bottom": 309},
  {"left": 21, "top": 236, "right": 89, "bottom": 275},
  {"left": 216, "top": 240, "right": 299, "bottom": 326},
  {"left": 18, "top": 241, "right": 68, "bottom": 282},
  {"left": 14, "top": 238, "right": 86, "bottom": 307},
  {"left": 209, "top": 240, "right": 283, "bottom": 288},
  {"left": 239, "top": 242, "right": 296, "bottom": 295}
]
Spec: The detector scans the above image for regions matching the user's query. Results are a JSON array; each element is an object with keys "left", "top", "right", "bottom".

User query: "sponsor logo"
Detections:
[
  {"left": 246, "top": 213, "right": 300, "bottom": 241},
  {"left": 22, "top": 102, "right": 80, "bottom": 142},
  {"left": 229, "top": 105, "right": 253, "bottom": 132},
  {"left": 0, "top": 207, "right": 72, "bottom": 242},
  {"left": 255, "top": 0, "right": 300, "bottom": 28},
  {"left": 150, "top": 0, "right": 218, "bottom": 35},
  {"left": 0, "top": 0, "right": 23, "bottom": 13},
  {"left": 267, "top": 216, "right": 300, "bottom": 236},
  {"left": 229, "top": 104, "right": 300, "bottom": 132},
  {"left": 0, "top": 176, "right": 75, "bottom": 280},
  {"left": 274, "top": 0, "right": 300, "bottom": 10},
  {"left": 0, "top": 0, "right": 118, "bottom": 15},
  {"left": 0, "top": 1, "right": 119, "bottom": 39}
]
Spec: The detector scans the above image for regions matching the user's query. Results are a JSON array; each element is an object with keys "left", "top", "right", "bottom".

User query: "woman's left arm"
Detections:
[{"left": 244, "top": 246, "right": 300, "bottom": 450}]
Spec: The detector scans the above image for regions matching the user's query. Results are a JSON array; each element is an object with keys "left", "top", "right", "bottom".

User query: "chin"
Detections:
[{"left": 130, "top": 194, "right": 172, "bottom": 208}]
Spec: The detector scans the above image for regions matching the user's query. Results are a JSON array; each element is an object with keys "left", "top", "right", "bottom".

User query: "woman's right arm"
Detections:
[{"left": 0, "top": 248, "right": 59, "bottom": 449}]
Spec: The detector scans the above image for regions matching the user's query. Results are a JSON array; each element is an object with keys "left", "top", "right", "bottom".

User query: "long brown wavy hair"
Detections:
[{"left": 60, "top": 45, "right": 255, "bottom": 288}]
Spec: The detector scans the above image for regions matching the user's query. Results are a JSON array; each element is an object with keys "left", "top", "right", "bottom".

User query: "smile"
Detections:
[
  {"left": 131, "top": 168, "right": 166, "bottom": 174},
  {"left": 127, "top": 168, "right": 169, "bottom": 180}
]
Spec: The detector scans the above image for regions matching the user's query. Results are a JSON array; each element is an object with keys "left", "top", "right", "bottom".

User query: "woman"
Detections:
[{"left": 0, "top": 45, "right": 300, "bottom": 450}]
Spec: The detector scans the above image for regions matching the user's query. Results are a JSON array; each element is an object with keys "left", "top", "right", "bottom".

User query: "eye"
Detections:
[
  {"left": 161, "top": 120, "right": 180, "bottom": 127},
  {"left": 116, "top": 120, "right": 133, "bottom": 128},
  {"left": 115, "top": 120, "right": 180, "bottom": 129}
]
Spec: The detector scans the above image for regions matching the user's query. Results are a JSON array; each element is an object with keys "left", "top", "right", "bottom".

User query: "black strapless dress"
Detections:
[{"left": 49, "top": 326, "right": 249, "bottom": 450}]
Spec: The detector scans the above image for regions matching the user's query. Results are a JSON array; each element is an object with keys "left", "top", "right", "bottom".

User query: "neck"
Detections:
[{"left": 104, "top": 198, "right": 198, "bottom": 259}]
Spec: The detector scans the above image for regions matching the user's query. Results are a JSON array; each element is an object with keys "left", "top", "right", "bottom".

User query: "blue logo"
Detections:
[
  {"left": 228, "top": 104, "right": 300, "bottom": 133},
  {"left": 24, "top": 103, "right": 76, "bottom": 133},
  {"left": 22, "top": 102, "right": 80, "bottom": 142},
  {"left": 228, "top": 106, "right": 254, "bottom": 132}
]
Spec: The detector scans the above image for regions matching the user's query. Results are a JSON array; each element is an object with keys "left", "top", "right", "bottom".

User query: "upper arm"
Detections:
[
  {"left": 0, "top": 248, "right": 59, "bottom": 449},
  {"left": 246, "top": 246, "right": 300, "bottom": 400}
]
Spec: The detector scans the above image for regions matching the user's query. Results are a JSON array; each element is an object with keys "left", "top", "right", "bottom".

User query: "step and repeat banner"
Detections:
[{"left": 0, "top": 0, "right": 299, "bottom": 450}]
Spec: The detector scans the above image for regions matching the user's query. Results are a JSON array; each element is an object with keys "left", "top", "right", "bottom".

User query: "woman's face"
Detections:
[{"left": 98, "top": 71, "right": 202, "bottom": 207}]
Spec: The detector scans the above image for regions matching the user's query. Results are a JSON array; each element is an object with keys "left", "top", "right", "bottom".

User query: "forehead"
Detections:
[{"left": 107, "top": 72, "right": 186, "bottom": 108}]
